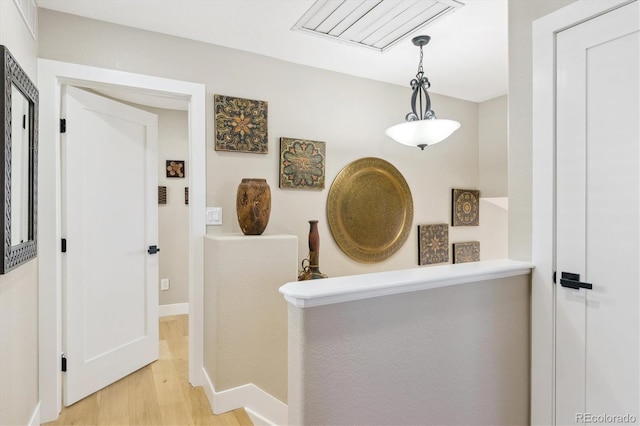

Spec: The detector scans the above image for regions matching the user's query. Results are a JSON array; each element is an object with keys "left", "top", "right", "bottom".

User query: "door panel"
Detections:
[
  {"left": 556, "top": 2, "right": 639, "bottom": 423},
  {"left": 62, "top": 86, "right": 159, "bottom": 405},
  {"left": 584, "top": 23, "right": 639, "bottom": 416}
]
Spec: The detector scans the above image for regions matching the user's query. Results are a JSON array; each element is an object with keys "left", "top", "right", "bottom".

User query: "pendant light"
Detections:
[{"left": 385, "top": 35, "right": 461, "bottom": 150}]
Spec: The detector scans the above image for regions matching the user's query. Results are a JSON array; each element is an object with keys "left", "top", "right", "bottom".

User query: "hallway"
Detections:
[{"left": 44, "top": 315, "right": 252, "bottom": 425}]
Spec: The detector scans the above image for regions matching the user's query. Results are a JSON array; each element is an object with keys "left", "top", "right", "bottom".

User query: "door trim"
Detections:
[
  {"left": 37, "top": 59, "right": 206, "bottom": 422},
  {"left": 531, "top": 1, "right": 635, "bottom": 424}
]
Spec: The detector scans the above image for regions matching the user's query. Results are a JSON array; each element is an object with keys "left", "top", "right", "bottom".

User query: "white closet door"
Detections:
[{"left": 556, "top": 2, "right": 639, "bottom": 424}]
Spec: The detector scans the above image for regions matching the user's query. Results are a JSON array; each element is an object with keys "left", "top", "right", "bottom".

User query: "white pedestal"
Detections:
[{"left": 203, "top": 233, "right": 297, "bottom": 421}]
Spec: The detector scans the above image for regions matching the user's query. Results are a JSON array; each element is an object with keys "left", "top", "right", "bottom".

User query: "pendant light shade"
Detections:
[
  {"left": 386, "top": 35, "right": 461, "bottom": 150},
  {"left": 385, "top": 119, "right": 460, "bottom": 149}
]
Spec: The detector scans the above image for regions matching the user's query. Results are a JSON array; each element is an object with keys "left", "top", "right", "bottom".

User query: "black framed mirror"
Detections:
[{"left": 0, "top": 45, "right": 38, "bottom": 273}]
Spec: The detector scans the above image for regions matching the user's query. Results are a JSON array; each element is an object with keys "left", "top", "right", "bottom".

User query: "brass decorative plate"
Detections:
[{"left": 327, "top": 157, "right": 413, "bottom": 263}]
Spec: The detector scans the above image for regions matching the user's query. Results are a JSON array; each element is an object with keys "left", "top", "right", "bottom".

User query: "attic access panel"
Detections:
[{"left": 292, "top": 0, "right": 464, "bottom": 52}]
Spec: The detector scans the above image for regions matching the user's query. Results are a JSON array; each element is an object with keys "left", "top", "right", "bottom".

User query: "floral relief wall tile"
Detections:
[
  {"left": 279, "top": 137, "right": 326, "bottom": 189},
  {"left": 453, "top": 241, "right": 480, "bottom": 264},
  {"left": 418, "top": 224, "right": 449, "bottom": 265},
  {"left": 215, "top": 94, "right": 268, "bottom": 153}
]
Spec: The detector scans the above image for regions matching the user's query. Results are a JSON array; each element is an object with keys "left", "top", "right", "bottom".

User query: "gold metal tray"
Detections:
[{"left": 327, "top": 157, "right": 413, "bottom": 263}]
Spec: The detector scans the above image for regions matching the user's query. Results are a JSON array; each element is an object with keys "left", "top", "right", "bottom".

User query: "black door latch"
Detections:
[
  {"left": 560, "top": 272, "right": 592, "bottom": 290},
  {"left": 148, "top": 245, "right": 160, "bottom": 254}
]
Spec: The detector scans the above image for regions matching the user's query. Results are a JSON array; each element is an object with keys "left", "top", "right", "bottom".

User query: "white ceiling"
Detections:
[{"left": 37, "top": 0, "right": 508, "bottom": 103}]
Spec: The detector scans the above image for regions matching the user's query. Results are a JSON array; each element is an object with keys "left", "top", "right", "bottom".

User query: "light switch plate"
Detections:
[
  {"left": 206, "top": 207, "right": 222, "bottom": 225},
  {"left": 160, "top": 278, "right": 170, "bottom": 291}
]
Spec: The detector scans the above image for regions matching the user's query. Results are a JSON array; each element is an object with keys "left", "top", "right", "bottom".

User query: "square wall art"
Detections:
[
  {"left": 418, "top": 224, "right": 449, "bottom": 265},
  {"left": 279, "top": 137, "right": 326, "bottom": 189},
  {"left": 215, "top": 94, "right": 268, "bottom": 153},
  {"left": 453, "top": 241, "right": 480, "bottom": 264},
  {"left": 451, "top": 188, "right": 480, "bottom": 226},
  {"left": 158, "top": 186, "right": 167, "bottom": 205},
  {"left": 166, "top": 160, "right": 185, "bottom": 178}
]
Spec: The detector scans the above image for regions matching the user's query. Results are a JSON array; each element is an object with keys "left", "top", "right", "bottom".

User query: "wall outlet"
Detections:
[{"left": 160, "top": 278, "right": 170, "bottom": 291}]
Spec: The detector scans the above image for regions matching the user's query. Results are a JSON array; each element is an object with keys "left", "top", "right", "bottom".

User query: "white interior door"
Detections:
[
  {"left": 556, "top": 2, "right": 639, "bottom": 424},
  {"left": 62, "top": 86, "right": 159, "bottom": 406}
]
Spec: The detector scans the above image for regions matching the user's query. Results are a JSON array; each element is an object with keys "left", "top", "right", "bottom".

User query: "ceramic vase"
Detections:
[{"left": 236, "top": 178, "right": 271, "bottom": 235}]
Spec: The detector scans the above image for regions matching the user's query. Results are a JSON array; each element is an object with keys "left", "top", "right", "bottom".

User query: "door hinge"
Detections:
[
  {"left": 553, "top": 271, "right": 556, "bottom": 284},
  {"left": 61, "top": 238, "right": 67, "bottom": 253},
  {"left": 60, "top": 118, "right": 66, "bottom": 133},
  {"left": 61, "top": 354, "right": 67, "bottom": 372}
]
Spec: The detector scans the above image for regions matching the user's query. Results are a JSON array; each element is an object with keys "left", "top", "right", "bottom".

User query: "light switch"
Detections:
[{"left": 206, "top": 207, "right": 222, "bottom": 225}]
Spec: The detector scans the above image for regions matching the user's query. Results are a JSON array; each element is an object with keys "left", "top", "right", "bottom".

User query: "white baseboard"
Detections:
[
  {"left": 201, "top": 367, "right": 287, "bottom": 426},
  {"left": 28, "top": 401, "right": 40, "bottom": 426},
  {"left": 158, "top": 302, "right": 189, "bottom": 317},
  {"left": 202, "top": 367, "right": 216, "bottom": 409},
  {"left": 245, "top": 407, "right": 278, "bottom": 426}
]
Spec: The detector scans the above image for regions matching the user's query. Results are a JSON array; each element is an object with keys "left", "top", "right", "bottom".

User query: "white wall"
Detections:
[
  {"left": 508, "top": 0, "right": 576, "bottom": 260},
  {"left": 479, "top": 95, "right": 508, "bottom": 197},
  {"left": 477, "top": 95, "right": 508, "bottom": 259},
  {"left": 0, "top": 261, "right": 39, "bottom": 426},
  {"left": 154, "top": 108, "right": 189, "bottom": 306},
  {"left": 37, "top": 9, "right": 486, "bottom": 278},
  {"left": 0, "top": 2, "right": 40, "bottom": 425},
  {"left": 479, "top": 198, "right": 508, "bottom": 260},
  {"left": 204, "top": 235, "right": 297, "bottom": 404},
  {"left": 0, "top": 1, "right": 37, "bottom": 78},
  {"left": 288, "top": 274, "right": 531, "bottom": 425}
]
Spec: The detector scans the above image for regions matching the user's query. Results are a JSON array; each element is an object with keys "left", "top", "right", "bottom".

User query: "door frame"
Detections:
[
  {"left": 531, "top": 0, "right": 635, "bottom": 424},
  {"left": 38, "top": 59, "right": 206, "bottom": 422}
]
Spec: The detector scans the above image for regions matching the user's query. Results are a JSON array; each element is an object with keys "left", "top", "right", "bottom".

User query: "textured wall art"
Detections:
[
  {"left": 215, "top": 94, "right": 268, "bottom": 153},
  {"left": 418, "top": 224, "right": 449, "bottom": 265},
  {"left": 453, "top": 241, "right": 480, "bottom": 264},
  {"left": 185, "top": 187, "right": 189, "bottom": 205},
  {"left": 451, "top": 188, "right": 480, "bottom": 226},
  {"left": 158, "top": 186, "right": 167, "bottom": 205},
  {"left": 279, "top": 137, "right": 326, "bottom": 189},
  {"left": 166, "top": 160, "right": 185, "bottom": 178}
]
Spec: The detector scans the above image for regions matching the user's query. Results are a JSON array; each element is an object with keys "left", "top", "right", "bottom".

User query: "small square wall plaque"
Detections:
[
  {"left": 215, "top": 94, "right": 268, "bottom": 153},
  {"left": 452, "top": 188, "right": 480, "bottom": 226},
  {"left": 453, "top": 241, "right": 480, "bottom": 264},
  {"left": 166, "top": 160, "right": 185, "bottom": 178},
  {"left": 418, "top": 224, "right": 449, "bottom": 265},
  {"left": 279, "top": 137, "right": 326, "bottom": 189}
]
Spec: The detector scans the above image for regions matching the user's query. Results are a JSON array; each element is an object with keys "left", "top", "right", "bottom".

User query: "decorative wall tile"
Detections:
[
  {"left": 215, "top": 94, "right": 268, "bottom": 153},
  {"left": 453, "top": 241, "right": 480, "bottom": 264},
  {"left": 452, "top": 188, "right": 480, "bottom": 226},
  {"left": 418, "top": 224, "right": 449, "bottom": 265},
  {"left": 279, "top": 137, "right": 326, "bottom": 189},
  {"left": 158, "top": 186, "right": 167, "bottom": 205},
  {"left": 166, "top": 160, "right": 185, "bottom": 178},
  {"left": 185, "top": 187, "right": 189, "bottom": 205}
]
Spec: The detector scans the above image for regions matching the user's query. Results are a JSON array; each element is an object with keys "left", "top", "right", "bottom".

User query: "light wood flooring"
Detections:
[{"left": 44, "top": 315, "right": 253, "bottom": 426}]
